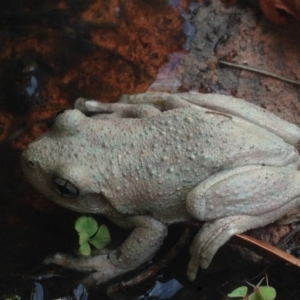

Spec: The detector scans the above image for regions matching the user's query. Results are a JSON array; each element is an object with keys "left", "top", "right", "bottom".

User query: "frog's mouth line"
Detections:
[
  {"left": 49, "top": 192, "right": 113, "bottom": 216},
  {"left": 51, "top": 197, "right": 102, "bottom": 214}
]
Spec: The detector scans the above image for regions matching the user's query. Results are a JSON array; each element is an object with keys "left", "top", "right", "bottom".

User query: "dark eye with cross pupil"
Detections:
[{"left": 52, "top": 177, "right": 79, "bottom": 199}]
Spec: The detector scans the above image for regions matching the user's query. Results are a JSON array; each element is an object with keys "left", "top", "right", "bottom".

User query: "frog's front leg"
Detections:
[
  {"left": 186, "top": 165, "right": 300, "bottom": 280},
  {"left": 45, "top": 216, "right": 167, "bottom": 285}
]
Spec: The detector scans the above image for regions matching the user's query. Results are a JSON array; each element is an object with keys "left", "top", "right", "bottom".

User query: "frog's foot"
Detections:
[
  {"left": 44, "top": 216, "right": 167, "bottom": 285},
  {"left": 181, "top": 92, "right": 300, "bottom": 145},
  {"left": 119, "top": 92, "right": 195, "bottom": 111},
  {"left": 75, "top": 93, "right": 204, "bottom": 119},
  {"left": 74, "top": 97, "right": 162, "bottom": 119},
  {"left": 44, "top": 252, "right": 135, "bottom": 285},
  {"left": 186, "top": 215, "right": 256, "bottom": 280},
  {"left": 187, "top": 192, "right": 300, "bottom": 281},
  {"left": 122, "top": 92, "right": 300, "bottom": 145},
  {"left": 186, "top": 165, "right": 300, "bottom": 280}
]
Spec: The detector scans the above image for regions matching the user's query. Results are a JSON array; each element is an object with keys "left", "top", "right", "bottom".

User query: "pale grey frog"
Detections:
[{"left": 21, "top": 92, "right": 300, "bottom": 285}]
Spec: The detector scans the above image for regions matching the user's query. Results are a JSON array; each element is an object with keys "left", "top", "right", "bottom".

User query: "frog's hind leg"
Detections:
[
  {"left": 119, "top": 92, "right": 199, "bottom": 111},
  {"left": 120, "top": 91, "right": 300, "bottom": 144},
  {"left": 180, "top": 92, "right": 300, "bottom": 145},
  {"left": 74, "top": 97, "right": 162, "bottom": 119},
  {"left": 76, "top": 92, "right": 203, "bottom": 117},
  {"left": 185, "top": 165, "right": 300, "bottom": 281}
]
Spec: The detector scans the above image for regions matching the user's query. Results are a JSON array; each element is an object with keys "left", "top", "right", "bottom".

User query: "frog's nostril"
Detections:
[{"left": 28, "top": 161, "right": 34, "bottom": 168}]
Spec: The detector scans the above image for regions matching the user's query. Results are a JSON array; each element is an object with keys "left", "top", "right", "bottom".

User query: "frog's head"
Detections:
[{"left": 21, "top": 109, "right": 113, "bottom": 215}]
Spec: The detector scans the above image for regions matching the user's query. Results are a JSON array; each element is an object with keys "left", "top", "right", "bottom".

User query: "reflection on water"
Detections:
[{"left": 142, "top": 277, "right": 183, "bottom": 300}]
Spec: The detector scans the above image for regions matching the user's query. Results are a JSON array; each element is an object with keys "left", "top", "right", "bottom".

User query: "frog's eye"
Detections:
[
  {"left": 52, "top": 109, "right": 84, "bottom": 135},
  {"left": 51, "top": 109, "right": 66, "bottom": 125},
  {"left": 52, "top": 176, "right": 79, "bottom": 199}
]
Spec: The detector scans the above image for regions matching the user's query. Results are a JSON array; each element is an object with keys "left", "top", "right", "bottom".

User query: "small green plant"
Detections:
[
  {"left": 227, "top": 277, "right": 276, "bottom": 300},
  {"left": 228, "top": 286, "right": 248, "bottom": 298},
  {"left": 75, "top": 216, "right": 111, "bottom": 256},
  {"left": 3, "top": 294, "right": 20, "bottom": 300}
]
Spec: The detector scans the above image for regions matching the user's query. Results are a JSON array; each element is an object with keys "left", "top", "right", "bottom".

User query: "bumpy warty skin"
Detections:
[
  {"left": 21, "top": 92, "right": 300, "bottom": 284},
  {"left": 22, "top": 106, "right": 298, "bottom": 221}
]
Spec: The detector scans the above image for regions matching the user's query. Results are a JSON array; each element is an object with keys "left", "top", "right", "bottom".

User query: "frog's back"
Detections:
[
  {"left": 137, "top": 107, "right": 298, "bottom": 169},
  {"left": 107, "top": 107, "right": 298, "bottom": 223}
]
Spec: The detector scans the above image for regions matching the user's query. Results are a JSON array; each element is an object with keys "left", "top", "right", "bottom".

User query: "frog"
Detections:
[{"left": 21, "top": 92, "right": 300, "bottom": 285}]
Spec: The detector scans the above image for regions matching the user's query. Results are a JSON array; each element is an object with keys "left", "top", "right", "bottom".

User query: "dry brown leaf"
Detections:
[
  {"left": 236, "top": 233, "right": 300, "bottom": 267},
  {"left": 260, "top": 0, "right": 300, "bottom": 24}
]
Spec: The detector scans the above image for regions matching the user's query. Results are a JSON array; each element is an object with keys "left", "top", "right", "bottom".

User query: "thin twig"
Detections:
[{"left": 218, "top": 60, "right": 300, "bottom": 87}]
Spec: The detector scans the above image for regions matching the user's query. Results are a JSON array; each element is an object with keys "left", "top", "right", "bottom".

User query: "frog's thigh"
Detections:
[
  {"left": 186, "top": 165, "right": 300, "bottom": 280},
  {"left": 186, "top": 165, "right": 299, "bottom": 220},
  {"left": 180, "top": 92, "right": 300, "bottom": 145}
]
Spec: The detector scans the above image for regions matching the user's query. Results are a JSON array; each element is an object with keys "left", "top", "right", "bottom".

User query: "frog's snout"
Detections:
[
  {"left": 22, "top": 153, "right": 33, "bottom": 167},
  {"left": 21, "top": 147, "right": 36, "bottom": 175},
  {"left": 21, "top": 145, "right": 49, "bottom": 196}
]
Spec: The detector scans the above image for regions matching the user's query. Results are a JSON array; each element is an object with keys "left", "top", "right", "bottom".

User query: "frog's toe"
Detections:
[
  {"left": 187, "top": 260, "right": 199, "bottom": 281},
  {"left": 43, "top": 253, "right": 70, "bottom": 266},
  {"left": 83, "top": 269, "right": 123, "bottom": 286},
  {"left": 187, "top": 229, "right": 216, "bottom": 280},
  {"left": 188, "top": 216, "right": 243, "bottom": 280},
  {"left": 187, "top": 229, "right": 214, "bottom": 279},
  {"left": 45, "top": 252, "right": 134, "bottom": 284}
]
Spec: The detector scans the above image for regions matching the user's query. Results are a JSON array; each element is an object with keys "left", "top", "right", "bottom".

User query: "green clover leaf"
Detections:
[
  {"left": 75, "top": 216, "right": 111, "bottom": 256},
  {"left": 228, "top": 286, "right": 248, "bottom": 298}
]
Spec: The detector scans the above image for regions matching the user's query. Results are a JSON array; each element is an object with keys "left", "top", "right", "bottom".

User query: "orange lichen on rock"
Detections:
[
  {"left": 71, "top": 0, "right": 186, "bottom": 102},
  {"left": 0, "top": 0, "right": 194, "bottom": 149}
]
